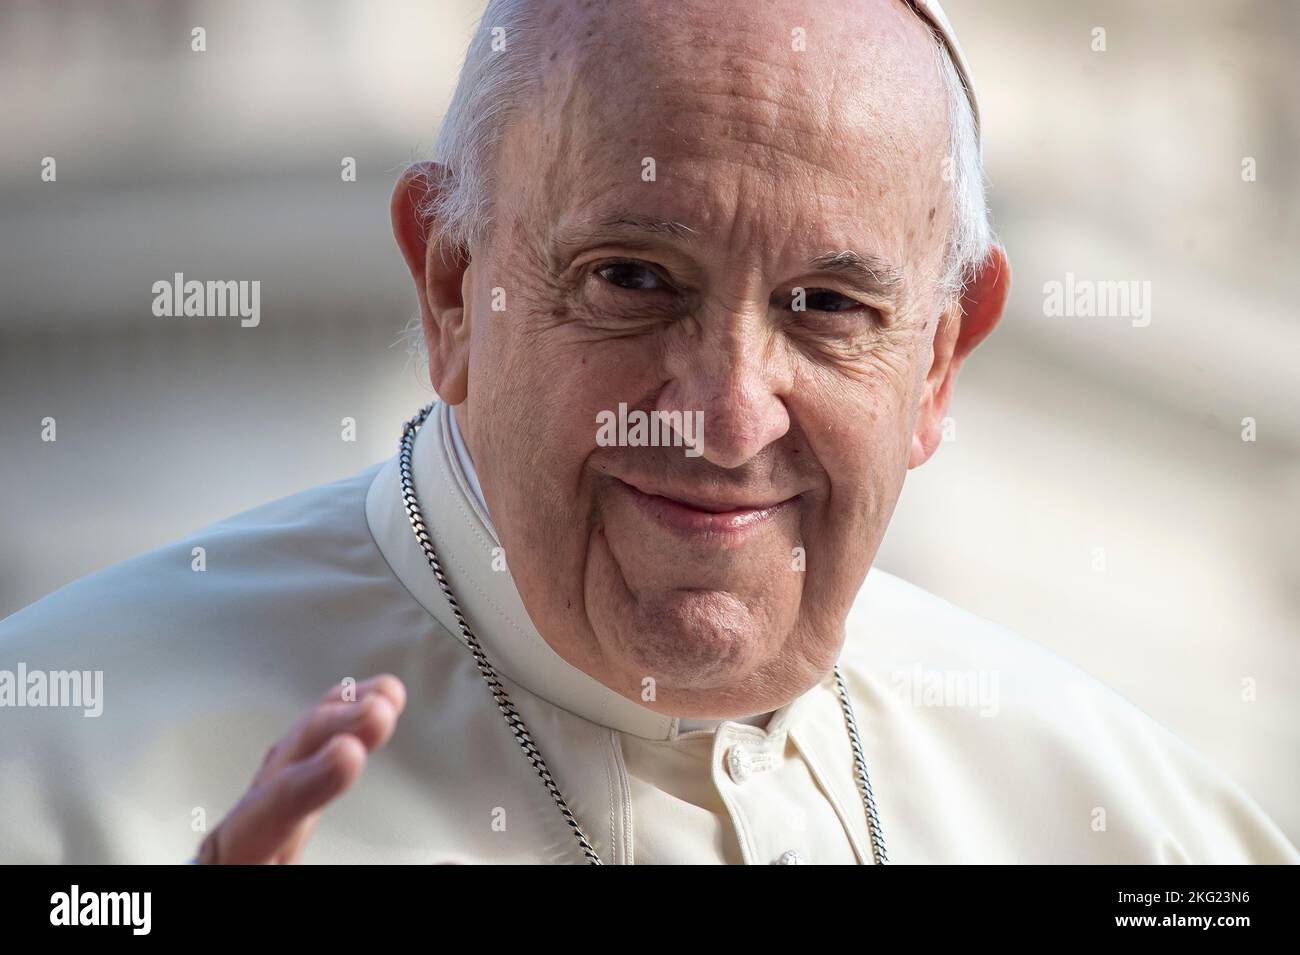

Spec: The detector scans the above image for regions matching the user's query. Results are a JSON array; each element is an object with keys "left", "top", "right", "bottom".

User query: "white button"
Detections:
[
  {"left": 776, "top": 850, "right": 805, "bottom": 865},
  {"left": 725, "top": 745, "right": 753, "bottom": 784}
]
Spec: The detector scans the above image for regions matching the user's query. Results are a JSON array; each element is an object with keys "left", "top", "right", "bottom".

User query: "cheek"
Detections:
[
  {"left": 470, "top": 306, "right": 671, "bottom": 517},
  {"left": 796, "top": 340, "right": 922, "bottom": 480},
  {"left": 788, "top": 343, "right": 922, "bottom": 579}
]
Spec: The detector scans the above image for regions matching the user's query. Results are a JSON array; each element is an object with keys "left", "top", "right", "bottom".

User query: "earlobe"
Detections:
[{"left": 907, "top": 429, "right": 935, "bottom": 470}]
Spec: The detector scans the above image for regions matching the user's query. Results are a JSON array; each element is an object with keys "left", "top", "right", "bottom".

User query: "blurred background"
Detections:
[{"left": 1, "top": 0, "right": 1297, "bottom": 844}]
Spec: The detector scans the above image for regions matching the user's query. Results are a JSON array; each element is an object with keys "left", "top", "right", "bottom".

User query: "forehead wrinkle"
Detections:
[{"left": 650, "top": 49, "right": 880, "bottom": 183}]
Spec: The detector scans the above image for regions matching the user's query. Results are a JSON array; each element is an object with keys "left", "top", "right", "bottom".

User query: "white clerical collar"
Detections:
[
  {"left": 365, "top": 400, "right": 793, "bottom": 741},
  {"left": 447, "top": 404, "right": 496, "bottom": 543}
]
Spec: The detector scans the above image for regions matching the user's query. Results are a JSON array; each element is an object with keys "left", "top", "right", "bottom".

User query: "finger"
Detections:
[
  {"left": 259, "top": 677, "right": 407, "bottom": 780},
  {"left": 317, "top": 674, "right": 406, "bottom": 711},
  {"left": 210, "top": 734, "right": 368, "bottom": 865},
  {"left": 261, "top": 734, "right": 369, "bottom": 865},
  {"left": 265, "top": 692, "right": 400, "bottom": 779},
  {"left": 274, "top": 807, "right": 325, "bottom": 865}
]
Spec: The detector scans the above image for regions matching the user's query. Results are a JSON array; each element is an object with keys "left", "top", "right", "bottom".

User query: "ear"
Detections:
[
  {"left": 390, "top": 161, "right": 472, "bottom": 404},
  {"left": 908, "top": 245, "right": 1011, "bottom": 469}
]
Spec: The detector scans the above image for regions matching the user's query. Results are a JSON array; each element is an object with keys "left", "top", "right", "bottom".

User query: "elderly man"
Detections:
[{"left": 1, "top": 0, "right": 1294, "bottom": 865}]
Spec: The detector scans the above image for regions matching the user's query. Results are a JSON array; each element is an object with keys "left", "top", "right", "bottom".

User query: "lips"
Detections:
[{"left": 615, "top": 478, "right": 798, "bottom": 537}]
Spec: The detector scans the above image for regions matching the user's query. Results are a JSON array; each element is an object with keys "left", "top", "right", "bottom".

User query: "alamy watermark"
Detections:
[
  {"left": 50, "top": 885, "right": 150, "bottom": 935},
  {"left": 152, "top": 272, "right": 260, "bottom": 327},
  {"left": 1042, "top": 272, "right": 1151, "bottom": 328},
  {"left": 596, "top": 403, "right": 704, "bottom": 458},
  {"left": 890, "top": 664, "right": 999, "bottom": 717},
  {"left": 0, "top": 662, "right": 103, "bottom": 717}
]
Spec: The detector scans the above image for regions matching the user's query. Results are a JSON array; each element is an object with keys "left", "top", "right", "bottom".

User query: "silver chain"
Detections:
[{"left": 398, "top": 401, "right": 888, "bottom": 865}]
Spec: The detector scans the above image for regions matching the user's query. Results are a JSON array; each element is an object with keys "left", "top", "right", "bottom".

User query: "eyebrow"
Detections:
[
  {"left": 547, "top": 211, "right": 698, "bottom": 259},
  {"left": 807, "top": 250, "right": 905, "bottom": 302},
  {"left": 595, "top": 212, "right": 698, "bottom": 239}
]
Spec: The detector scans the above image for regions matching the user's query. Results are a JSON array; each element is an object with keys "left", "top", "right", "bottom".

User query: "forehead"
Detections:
[{"left": 499, "top": 0, "right": 951, "bottom": 277}]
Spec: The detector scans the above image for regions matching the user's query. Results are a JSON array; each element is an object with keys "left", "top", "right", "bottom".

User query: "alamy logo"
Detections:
[
  {"left": 0, "top": 663, "right": 103, "bottom": 717},
  {"left": 50, "top": 885, "right": 150, "bottom": 935},
  {"left": 890, "top": 664, "right": 999, "bottom": 717},
  {"left": 1042, "top": 272, "right": 1151, "bottom": 328},
  {"left": 152, "top": 272, "right": 261, "bottom": 327},
  {"left": 596, "top": 403, "right": 704, "bottom": 458}
]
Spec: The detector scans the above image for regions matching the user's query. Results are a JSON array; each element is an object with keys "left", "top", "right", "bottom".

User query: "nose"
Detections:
[{"left": 656, "top": 311, "right": 791, "bottom": 469}]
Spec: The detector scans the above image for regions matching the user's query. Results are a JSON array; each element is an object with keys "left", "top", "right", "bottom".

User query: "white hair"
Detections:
[
  {"left": 928, "top": 26, "right": 994, "bottom": 302},
  {"left": 408, "top": 0, "right": 993, "bottom": 358},
  {"left": 418, "top": 0, "right": 540, "bottom": 259}
]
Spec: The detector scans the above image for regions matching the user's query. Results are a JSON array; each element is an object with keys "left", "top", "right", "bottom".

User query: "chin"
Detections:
[{"left": 602, "top": 588, "right": 779, "bottom": 692}]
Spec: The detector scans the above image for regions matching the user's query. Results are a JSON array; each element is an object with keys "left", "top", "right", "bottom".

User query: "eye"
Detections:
[
  {"left": 596, "top": 260, "right": 668, "bottom": 291},
  {"left": 796, "top": 288, "right": 865, "bottom": 313}
]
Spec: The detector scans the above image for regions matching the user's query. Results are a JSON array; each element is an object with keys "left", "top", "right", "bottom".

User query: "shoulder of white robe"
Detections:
[{"left": 841, "top": 568, "right": 1300, "bottom": 861}]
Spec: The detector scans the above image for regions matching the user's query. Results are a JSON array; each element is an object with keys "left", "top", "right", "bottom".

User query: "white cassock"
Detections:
[{"left": 0, "top": 400, "right": 1294, "bottom": 865}]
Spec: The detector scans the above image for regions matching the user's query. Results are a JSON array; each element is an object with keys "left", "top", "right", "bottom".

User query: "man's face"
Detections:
[{"left": 455, "top": 0, "right": 956, "bottom": 717}]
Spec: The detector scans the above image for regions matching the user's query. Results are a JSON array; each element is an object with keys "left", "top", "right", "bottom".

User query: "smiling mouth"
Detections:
[{"left": 615, "top": 478, "right": 799, "bottom": 537}]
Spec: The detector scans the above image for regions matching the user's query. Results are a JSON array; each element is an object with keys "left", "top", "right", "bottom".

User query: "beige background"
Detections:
[{"left": 1, "top": 1, "right": 1296, "bottom": 845}]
